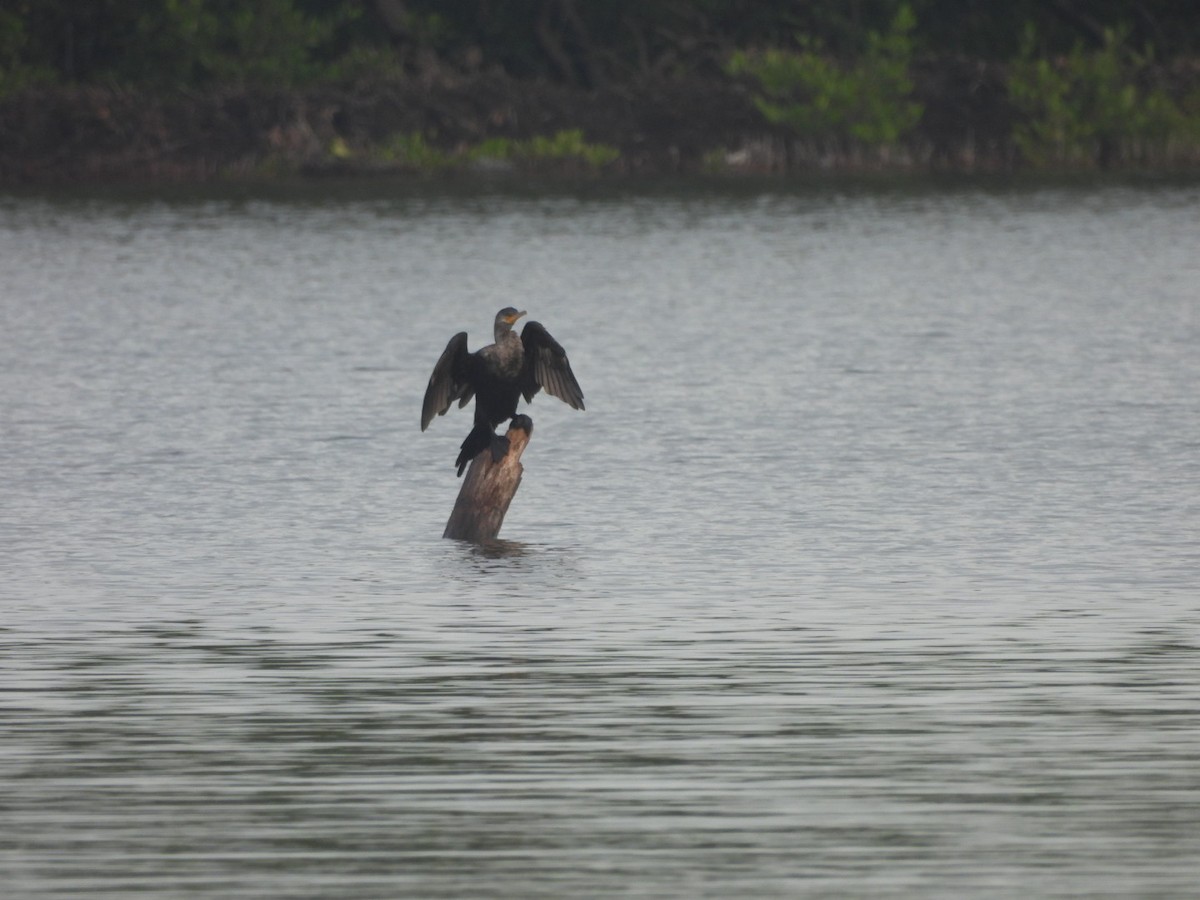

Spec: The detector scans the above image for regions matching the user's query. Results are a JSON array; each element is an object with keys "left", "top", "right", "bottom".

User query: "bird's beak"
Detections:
[{"left": 509, "top": 310, "right": 527, "bottom": 324}]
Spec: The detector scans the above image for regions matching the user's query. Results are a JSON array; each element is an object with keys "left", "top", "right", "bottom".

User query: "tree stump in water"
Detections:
[{"left": 442, "top": 416, "right": 533, "bottom": 542}]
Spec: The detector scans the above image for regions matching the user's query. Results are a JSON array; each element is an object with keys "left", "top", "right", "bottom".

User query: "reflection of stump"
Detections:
[{"left": 443, "top": 416, "right": 533, "bottom": 542}]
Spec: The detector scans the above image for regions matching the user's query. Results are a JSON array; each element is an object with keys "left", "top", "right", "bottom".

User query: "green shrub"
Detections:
[
  {"left": 376, "top": 132, "right": 451, "bottom": 169},
  {"left": 467, "top": 130, "right": 619, "bottom": 168},
  {"left": 363, "top": 130, "right": 619, "bottom": 172},
  {"left": 1008, "top": 25, "right": 1189, "bottom": 166},
  {"left": 133, "top": 0, "right": 346, "bottom": 87},
  {"left": 521, "top": 129, "right": 619, "bottom": 165},
  {"left": 727, "top": 5, "right": 922, "bottom": 147},
  {"left": 467, "top": 137, "right": 518, "bottom": 162},
  {"left": 0, "top": 10, "right": 56, "bottom": 96}
]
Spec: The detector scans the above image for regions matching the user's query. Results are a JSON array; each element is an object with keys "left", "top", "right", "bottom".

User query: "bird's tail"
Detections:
[{"left": 455, "top": 425, "right": 509, "bottom": 476}]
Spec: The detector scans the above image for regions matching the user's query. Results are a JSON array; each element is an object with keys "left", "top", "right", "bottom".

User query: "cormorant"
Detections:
[{"left": 421, "top": 308, "right": 585, "bottom": 475}]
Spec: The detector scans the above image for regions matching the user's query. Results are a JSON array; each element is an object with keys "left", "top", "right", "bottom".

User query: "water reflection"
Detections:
[{"left": 464, "top": 537, "right": 531, "bottom": 560}]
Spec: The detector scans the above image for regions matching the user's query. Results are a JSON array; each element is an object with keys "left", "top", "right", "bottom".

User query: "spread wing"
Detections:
[
  {"left": 421, "top": 331, "right": 473, "bottom": 431},
  {"left": 519, "top": 321, "right": 585, "bottom": 410}
]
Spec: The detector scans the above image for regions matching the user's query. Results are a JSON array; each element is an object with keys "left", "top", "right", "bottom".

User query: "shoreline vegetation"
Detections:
[{"left": 3, "top": 3, "right": 1200, "bottom": 186}]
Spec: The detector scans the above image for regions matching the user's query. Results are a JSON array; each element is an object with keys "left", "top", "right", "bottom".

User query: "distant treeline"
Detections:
[
  {"left": 4, "top": 1, "right": 1199, "bottom": 90},
  {"left": 3, "top": 2, "right": 1200, "bottom": 181}
]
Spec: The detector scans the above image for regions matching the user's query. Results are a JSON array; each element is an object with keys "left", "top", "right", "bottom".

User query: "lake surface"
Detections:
[{"left": 2, "top": 176, "right": 1199, "bottom": 897}]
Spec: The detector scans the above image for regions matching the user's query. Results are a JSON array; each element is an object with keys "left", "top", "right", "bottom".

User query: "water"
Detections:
[{"left": 3, "top": 177, "right": 1199, "bottom": 897}]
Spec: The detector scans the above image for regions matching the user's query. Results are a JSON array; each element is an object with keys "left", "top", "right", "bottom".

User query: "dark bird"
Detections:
[{"left": 421, "top": 308, "right": 585, "bottom": 476}]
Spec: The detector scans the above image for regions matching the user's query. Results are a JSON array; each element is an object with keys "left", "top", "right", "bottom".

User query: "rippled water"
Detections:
[{"left": 3, "top": 177, "right": 1199, "bottom": 897}]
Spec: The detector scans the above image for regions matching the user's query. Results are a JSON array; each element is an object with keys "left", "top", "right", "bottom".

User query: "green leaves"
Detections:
[
  {"left": 1008, "top": 26, "right": 1189, "bottom": 166},
  {"left": 346, "top": 130, "right": 620, "bottom": 173},
  {"left": 519, "top": 130, "right": 620, "bottom": 166},
  {"left": 133, "top": 0, "right": 347, "bottom": 87},
  {"left": 728, "top": 5, "right": 923, "bottom": 148},
  {"left": 0, "top": 10, "right": 55, "bottom": 95}
]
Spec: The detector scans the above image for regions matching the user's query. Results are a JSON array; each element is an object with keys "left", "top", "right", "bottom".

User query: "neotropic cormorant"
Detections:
[{"left": 421, "top": 308, "right": 585, "bottom": 475}]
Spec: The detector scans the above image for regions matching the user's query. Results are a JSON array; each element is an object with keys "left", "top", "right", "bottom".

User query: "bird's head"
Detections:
[{"left": 496, "top": 307, "right": 527, "bottom": 330}]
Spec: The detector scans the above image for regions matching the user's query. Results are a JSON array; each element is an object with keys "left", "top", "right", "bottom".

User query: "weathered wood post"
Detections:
[{"left": 442, "top": 415, "right": 533, "bottom": 542}]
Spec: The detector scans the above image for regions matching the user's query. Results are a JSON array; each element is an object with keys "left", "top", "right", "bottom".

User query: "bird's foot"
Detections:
[
  {"left": 509, "top": 414, "right": 534, "bottom": 435},
  {"left": 489, "top": 434, "right": 511, "bottom": 463}
]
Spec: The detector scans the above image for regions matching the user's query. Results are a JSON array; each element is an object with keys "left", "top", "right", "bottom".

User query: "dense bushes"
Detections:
[
  {"left": 727, "top": 12, "right": 1200, "bottom": 168},
  {"left": 3, "top": 1, "right": 1199, "bottom": 174},
  {"left": 727, "top": 6, "right": 923, "bottom": 149},
  {"left": 1008, "top": 27, "right": 1199, "bottom": 166}
]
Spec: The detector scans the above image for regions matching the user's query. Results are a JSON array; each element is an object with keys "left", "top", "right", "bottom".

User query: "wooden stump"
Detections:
[{"left": 442, "top": 416, "right": 533, "bottom": 542}]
